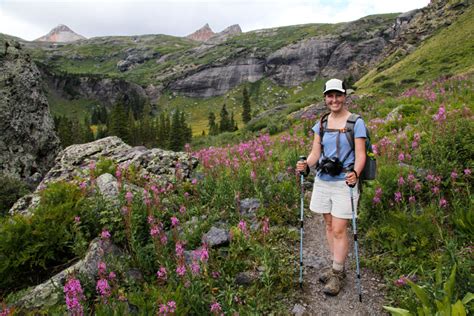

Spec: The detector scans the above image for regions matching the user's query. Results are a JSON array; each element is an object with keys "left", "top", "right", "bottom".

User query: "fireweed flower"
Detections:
[
  {"left": 175, "top": 241, "right": 185, "bottom": 257},
  {"left": 398, "top": 153, "right": 405, "bottom": 162},
  {"left": 101, "top": 230, "right": 111, "bottom": 240},
  {"left": 210, "top": 301, "right": 222, "bottom": 314},
  {"left": 250, "top": 170, "right": 257, "bottom": 181},
  {"left": 238, "top": 220, "right": 248, "bottom": 237},
  {"left": 79, "top": 182, "right": 87, "bottom": 190},
  {"left": 439, "top": 198, "right": 448, "bottom": 208},
  {"left": 414, "top": 182, "right": 422, "bottom": 192},
  {"left": 157, "top": 267, "right": 167, "bottom": 281},
  {"left": 171, "top": 216, "right": 180, "bottom": 228},
  {"left": 407, "top": 174, "right": 415, "bottom": 182},
  {"left": 89, "top": 160, "right": 96, "bottom": 171},
  {"left": 451, "top": 171, "right": 458, "bottom": 180},
  {"left": 176, "top": 265, "right": 186, "bottom": 277},
  {"left": 432, "top": 186, "right": 440, "bottom": 194},
  {"left": 409, "top": 196, "right": 416, "bottom": 204},
  {"left": 211, "top": 271, "right": 220, "bottom": 279},
  {"left": 150, "top": 225, "right": 160, "bottom": 237},
  {"left": 464, "top": 168, "right": 472, "bottom": 176},
  {"left": 64, "top": 277, "right": 85, "bottom": 316},
  {"left": 98, "top": 261, "right": 107, "bottom": 275},
  {"left": 398, "top": 176, "right": 405, "bottom": 186},
  {"left": 191, "top": 261, "right": 201, "bottom": 275},
  {"left": 179, "top": 205, "right": 186, "bottom": 214},
  {"left": 199, "top": 244, "right": 209, "bottom": 263},
  {"left": 262, "top": 217, "right": 270, "bottom": 235},
  {"left": 74, "top": 216, "right": 81, "bottom": 224},
  {"left": 96, "top": 278, "right": 111, "bottom": 299},
  {"left": 108, "top": 271, "right": 116, "bottom": 280},
  {"left": 394, "top": 192, "right": 402, "bottom": 203},
  {"left": 125, "top": 191, "right": 133, "bottom": 204}
]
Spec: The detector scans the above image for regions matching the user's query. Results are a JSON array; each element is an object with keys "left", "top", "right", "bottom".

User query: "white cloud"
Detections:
[{"left": 0, "top": 0, "right": 430, "bottom": 41}]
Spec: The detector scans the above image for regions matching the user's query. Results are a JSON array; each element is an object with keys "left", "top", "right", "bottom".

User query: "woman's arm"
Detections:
[
  {"left": 346, "top": 137, "right": 366, "bottom": 184},
  {"left": 296, "top": 133, "right": 321, "bottom": 173}
]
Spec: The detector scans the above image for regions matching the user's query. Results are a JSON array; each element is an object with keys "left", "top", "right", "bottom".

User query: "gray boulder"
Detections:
[
  {"left": 0, "top": 45, "right": 61, "bottom": 183},
  {"left": 15, "top": 238, "right": 121, "bottom": 311},
  {"left": 202, "top": 226, "right": 230, "bottom": 248},
  {"left": 9, "top": 136, "right": 198, "bottom": 215}
]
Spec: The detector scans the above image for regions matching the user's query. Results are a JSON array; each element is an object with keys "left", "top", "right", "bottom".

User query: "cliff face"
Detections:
[{"left": 0, "top": 42, "right": 61, "bottom": 183}]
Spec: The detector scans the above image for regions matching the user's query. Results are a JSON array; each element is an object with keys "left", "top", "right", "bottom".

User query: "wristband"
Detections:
[{"left": 352, "top": 170, "right": 359, "bottom": 179}]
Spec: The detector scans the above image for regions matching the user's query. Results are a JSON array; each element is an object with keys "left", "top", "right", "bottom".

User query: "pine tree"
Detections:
[
  {"left": 107, "top": 104, "right": 128, "bottom": 142},
  {"left": 230, "top": 112, "right": 238, "bottom": 131},
  {"left": 83, "top": 117, "right": 94, "bottom": 143},
  {"left": 242, "top": 86, "right": 251, "bottom": 123},
  {"left": 170, "top": 110, "right": 183, "bottom": 151},
  {"left": 126, "top": 110, "right": 137, "bottom": 145},
  {"left": 208, "top": 112, "right": 219, "bottom": 136},
  {"left": 219, "top": 104, "right": 231, "bottom": 133}
]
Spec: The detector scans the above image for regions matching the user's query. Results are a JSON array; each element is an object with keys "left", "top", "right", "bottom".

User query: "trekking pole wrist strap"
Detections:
[{"left": 352, "top": 170, "right": 359, "bottom": 179}]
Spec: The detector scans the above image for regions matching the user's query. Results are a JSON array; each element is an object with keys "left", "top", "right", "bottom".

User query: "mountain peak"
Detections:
[
  {"left": 186, "top": 23, "right": 215, "bottom": 42},
  {"left": 35, "top": 24, "right": 86, "bottom": 43}
]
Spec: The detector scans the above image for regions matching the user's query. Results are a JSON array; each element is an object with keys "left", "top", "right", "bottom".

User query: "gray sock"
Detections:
[{"left": 332, "top": 261, "right": 344, "bottom": 272}]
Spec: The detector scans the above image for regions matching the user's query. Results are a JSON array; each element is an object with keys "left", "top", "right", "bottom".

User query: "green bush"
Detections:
[
  {"left": 0, "top": 175, "right": 30, "bottom": 217},
  {"left": 0, "top": 182, "right": 100, "bottom": 291}
]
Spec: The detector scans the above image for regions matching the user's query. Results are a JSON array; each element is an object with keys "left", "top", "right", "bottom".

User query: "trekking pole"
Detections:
[
  {"left": 349, "top": 184, "right": 363, "bottom": 302},
  {"left": 298, "top": 156, "right": 306, "bottom": 289}
]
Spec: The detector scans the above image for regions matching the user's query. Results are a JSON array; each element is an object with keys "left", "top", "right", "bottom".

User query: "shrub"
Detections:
[
  {"left": 0, "top": 175, "right": 30, "bottom": 217},
  {"left": 0, "top": 182, "right": 100, "bottom": 292}
]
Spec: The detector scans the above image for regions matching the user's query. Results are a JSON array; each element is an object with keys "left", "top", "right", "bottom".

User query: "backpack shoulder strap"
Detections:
[
  {"left": 345, "top": 113, "right": 361, "bottom": 151},
  {"left": 319, "top": 112, "right": 331, "bottom": 138}
]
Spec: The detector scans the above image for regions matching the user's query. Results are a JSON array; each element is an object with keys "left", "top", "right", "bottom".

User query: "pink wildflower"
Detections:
[
  {"left": 464, "top": 168, "right": 471, "bottom": 176},
  {"left": 64, "top": 277, "right": 85, "bottom": 316},
  {"left": 150, "top": 225, "right": 160, "bottom": 237},
  {"left": 176, "top": 265, "right": 186, "bottom": 277},
  {"left": 210, "top": 301, "right": 222, "bottom": 314},
  {"left": 179, "top": 205, "right": 186, "bottom": 214},
  {"left": 398, "top": 153, "right": 405, "bottom": 162},
  {"left": 439, "top": 198, "right": 448, "bottom": 208},
  {"left": 96, "top": 278, "right": 111, "bottom": 298},
  {"left": 74, "top": 216, "right": 81, "bottom": 224},
  {"left": 157, "top": 267, "right": 167, "bottom": 281},
  {"left": 101, "top": 230, "right": 111, "bottom": 240},
  {"left": 125, "top": 191, "right": 133, "bottom": 204},
  {"left": 409, "top": 196, "right": 416, "bottom": 204},
  {"left": 394, "top": 192, "right": 402, "bottom": 203},
  {"left": 262, "top": 217, "right": 270, "bottom": 235},
  {"left": 451, "top": 171, "right": 458, "bottom": 180},
  {"left": 98, "top": 261, "right": 107, "bottom": 275},
  {"left": 108, "top": 271, "right": 116, "bottom": 280},
  {"left": 171, "top": 216, "right": 180, "bottom": 228},
  {"left": 398, "top": 176, "right": 405, "bottom": 186}
]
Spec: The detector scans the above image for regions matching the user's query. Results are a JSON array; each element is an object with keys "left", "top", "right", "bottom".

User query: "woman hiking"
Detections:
[{"left": 296, "top": 78, "right": 367, "bottom": 296}]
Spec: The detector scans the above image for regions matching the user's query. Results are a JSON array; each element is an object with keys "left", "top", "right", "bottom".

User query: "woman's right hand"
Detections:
[{"left": 296, "top": 160, "right": 308, "bottom": 173}]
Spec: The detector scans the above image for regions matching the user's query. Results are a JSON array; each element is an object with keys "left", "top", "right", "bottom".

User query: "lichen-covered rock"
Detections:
[
  {"left": 0, "top": 42, "right": 61, "bottom": 183},
  {"left": 202, "top": 226, "right": 230, "bottom": 248},
  {"left": 9, "top": 136, "right": 198, "bottom": 215},
  {"left": 14, "top": 238, "right": 121, "bottom": 311}
]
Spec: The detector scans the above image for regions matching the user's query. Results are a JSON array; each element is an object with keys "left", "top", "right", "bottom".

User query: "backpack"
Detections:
[{"left": 319, "top": 112, "right": 377, "bottom": 181}]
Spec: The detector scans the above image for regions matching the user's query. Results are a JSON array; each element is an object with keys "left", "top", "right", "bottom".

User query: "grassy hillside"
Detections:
[{"left": 356, "top": 5, "right": 474, "bottom": 93}]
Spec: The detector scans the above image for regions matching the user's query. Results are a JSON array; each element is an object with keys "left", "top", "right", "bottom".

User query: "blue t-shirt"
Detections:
[{"left": 312, "top": 117, "right": 367, "bottom": 181}]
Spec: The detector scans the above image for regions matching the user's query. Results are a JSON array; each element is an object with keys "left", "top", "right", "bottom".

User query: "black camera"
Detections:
[{"left": 318, "top": 157, "right": 344, "bottom": 176}]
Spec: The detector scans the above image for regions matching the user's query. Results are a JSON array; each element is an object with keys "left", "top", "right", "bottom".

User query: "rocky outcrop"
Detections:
[
  {"left": 43, "top": 69, "right": 149, "bottom": 109},
  {"left": 116, "top": 47, "right": 161, "bottom": 72},
  {"left": 0, "top": 42, "right": 61, "bottom": 184},
  {"left": 15, "top": 238, "right": 121, "bottom": 311},
  {"left": 168, "top": 57, "right": 265, "bottom": 97},
  {"left": 187, "top": 23, "right": 215, "bottom": 42},
  {"left": 266, "top": 37, "right": 339, "bottom": 86},
  {"left": 207, "top": 24, "right": 242, "bottom": 44},
  {"left": 9, "top": 136, "right": 198, "bottom": 215},
  {"left": 35, "top": 24, "right": 86, "bottom": 43},
  {"left": 381, "top": 0, "right": 471, "bottom": 65}
]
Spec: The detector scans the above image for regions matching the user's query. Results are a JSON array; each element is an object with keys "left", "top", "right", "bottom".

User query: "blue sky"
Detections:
[{"left": 0, "top": 0, "right": 430, "bottom": 41}]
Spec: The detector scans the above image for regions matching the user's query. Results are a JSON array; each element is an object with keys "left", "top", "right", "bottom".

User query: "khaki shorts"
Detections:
[{"left": 309, "top": 177, "right": 359, "bottom": 219}]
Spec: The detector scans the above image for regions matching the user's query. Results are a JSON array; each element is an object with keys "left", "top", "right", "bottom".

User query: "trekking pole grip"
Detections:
[{"left": 298, "top": 156, "right": 308, "bottom": 176}]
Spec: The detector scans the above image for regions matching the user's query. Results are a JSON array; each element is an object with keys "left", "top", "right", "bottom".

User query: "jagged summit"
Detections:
[
  {"left": 186, "top": 23, "right": 215, "bottom": 42},
  {"left": 35, "top": 24, "right": 86, "bottom": 43}
]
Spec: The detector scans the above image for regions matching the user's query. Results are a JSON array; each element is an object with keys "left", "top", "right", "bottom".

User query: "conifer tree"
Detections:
[
  {"left": 107, "top": 104, "right": 128, "bottom": 142},
  {"left": 242, "top": 86, "right": 251, "bottom": 123},
  {"left": 219, "top": 104, "right": 231, "bottom": 133},
  {"left": 230, "top": 112, "right": 238, "bottom": 131},
  {"left": 170, "top": 110, "right": 183, "bottom": 151},
  {"left": 83, "top": 116, "right": 94, "bottom": 143},
  {"left": 208, "top": 112, "right": 219, "bottom": 136}
]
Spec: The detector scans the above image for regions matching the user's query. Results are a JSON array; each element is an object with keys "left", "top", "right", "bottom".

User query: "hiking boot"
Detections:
[
  {"left": 323, "top": 269, "right": 345, "bottom": 296},
  {"left": 319, "top": 266, "right": 346, "bottom": 284}
]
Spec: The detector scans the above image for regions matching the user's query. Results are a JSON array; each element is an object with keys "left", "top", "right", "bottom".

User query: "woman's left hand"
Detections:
[{"left": 345, "top": 171, "right": 358, "bottom": 186}]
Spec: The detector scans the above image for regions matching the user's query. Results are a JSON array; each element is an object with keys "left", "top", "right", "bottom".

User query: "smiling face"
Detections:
[{"left": 324, "top": 90, "right": 346, "bottom": 113}]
